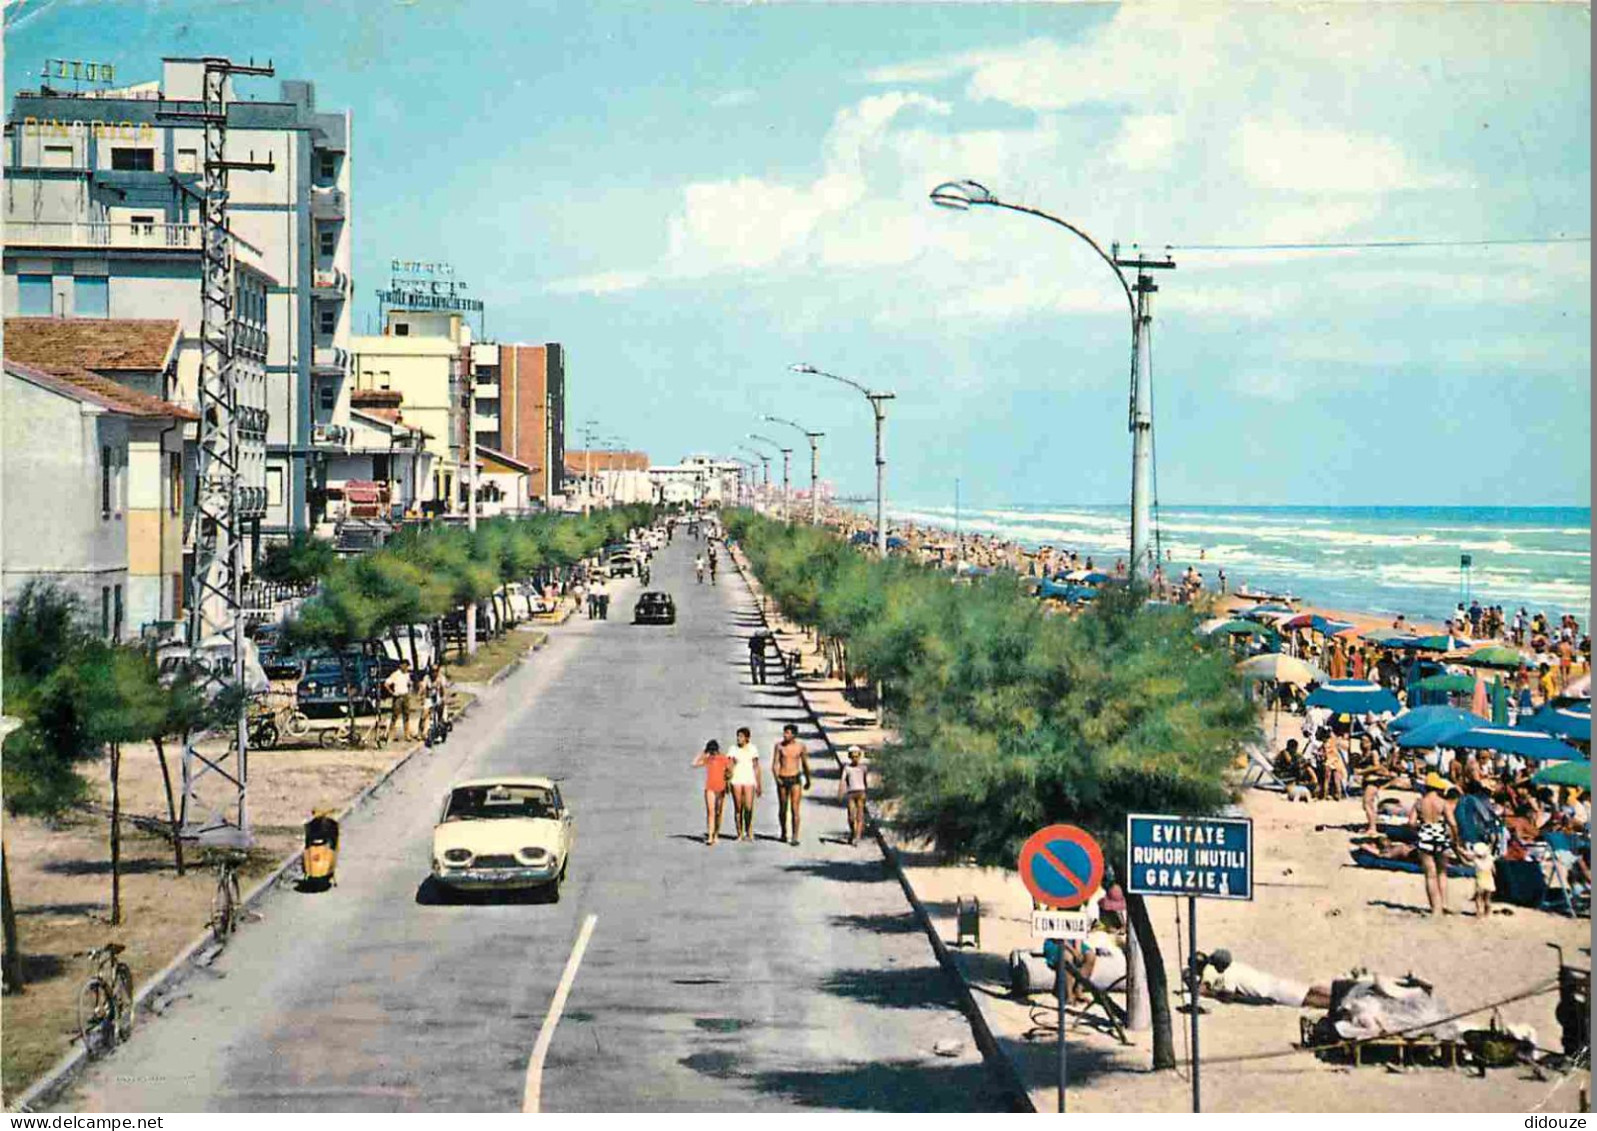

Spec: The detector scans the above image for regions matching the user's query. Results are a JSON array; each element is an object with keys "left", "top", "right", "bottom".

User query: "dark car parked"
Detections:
[
  {"left": 296, "top": 649, "right": 401, "bottom": 719},
  {"left": 633, "top": 591, "right": 676, "bottom": 625}
]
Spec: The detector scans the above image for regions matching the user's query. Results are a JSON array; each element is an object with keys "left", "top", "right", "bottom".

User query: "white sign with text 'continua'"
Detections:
[{"left": 1031, "top": 910, "right": 1092, "bottom": 940}]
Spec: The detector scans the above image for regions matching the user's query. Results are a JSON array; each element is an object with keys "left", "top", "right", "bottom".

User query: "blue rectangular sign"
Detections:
[{"left": 1125, "top": 813, "right": 1253, "bottom": 901}]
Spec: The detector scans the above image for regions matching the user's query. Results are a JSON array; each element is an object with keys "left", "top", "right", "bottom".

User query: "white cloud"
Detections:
[
  {"left": 710, "top": 89, "right": 755, "bottom": 108},
  {"left": 1233, "top": 118, "right": 1462, "bottom": 195},
  {"left": 1231, "top": 371, "right": 1297, "bottom": 402},
  {"left": 1108, "top": 114, "right": 1179, "bottom": 172}
]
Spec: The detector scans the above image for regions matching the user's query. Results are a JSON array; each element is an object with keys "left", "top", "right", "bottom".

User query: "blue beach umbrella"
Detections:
[
  {"left": 1520, "top": 702, "right": 1591, "bottom": 744},
  {"left": 1389, "top": 705, "right": 1481, "bottom": 735},
  {"left": 1304, "top": 679, "right": 1401, "bottom": 715},
  {"left": 1395, "top": 718, "right": 1478, "bottom": 749},
  {"left": 1445, "top": 726, "right": 1588, "bottom": 763}
]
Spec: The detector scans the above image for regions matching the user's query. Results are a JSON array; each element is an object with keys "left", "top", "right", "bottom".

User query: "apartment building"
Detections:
[
  {"left": 4, "top": 359, "right": 196, "bottom": 638},
  {"left": 3, "top": 58, "right": 353, "bottom": 543},
  {"left": 470, "top": 341, "right": 565, "bottom": 505}
]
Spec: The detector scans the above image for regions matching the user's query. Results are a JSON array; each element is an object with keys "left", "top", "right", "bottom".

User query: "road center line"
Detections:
[{"left": 522, "top": 912, "right": 598, "bottom": 1113}]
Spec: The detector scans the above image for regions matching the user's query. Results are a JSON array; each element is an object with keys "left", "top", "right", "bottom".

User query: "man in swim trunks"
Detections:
[
  {"left": 771, "top": 723, "right": 812, "bottom": 845},
  {"left": 1411, "top": 772, "right": 1462, "bottom": 916}
]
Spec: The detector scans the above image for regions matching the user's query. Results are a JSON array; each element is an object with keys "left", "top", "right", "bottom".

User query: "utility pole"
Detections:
[
  {"left": 868, "top": 393, "right": 893, "bottom": 558},
  {"left": 465, "top": 360, "right": 478, "bottom": 657},
  {"left": 161, "top": 56, "right": 275, "bottom": 849},
  {"left": 1112, "top": 246, "right": 1175, "bottom": 581}
]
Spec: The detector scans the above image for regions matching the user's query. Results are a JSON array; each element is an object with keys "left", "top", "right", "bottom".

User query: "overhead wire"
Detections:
[{"left": 1168, "top": 236, "right": 1590, "bottom": 252}]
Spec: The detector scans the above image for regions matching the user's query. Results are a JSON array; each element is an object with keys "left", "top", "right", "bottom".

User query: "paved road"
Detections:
[{"left": 60, "top": 533, "right": 1003, "bottom": 1113}]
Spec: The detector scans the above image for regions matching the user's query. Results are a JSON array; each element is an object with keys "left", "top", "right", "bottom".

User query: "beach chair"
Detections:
[
  {"left": 1242, "top": 746, "right": 1289, "bottom": 792},
  {"left": 1539, "top": 833, "right": 1591, "bottom": 918}
]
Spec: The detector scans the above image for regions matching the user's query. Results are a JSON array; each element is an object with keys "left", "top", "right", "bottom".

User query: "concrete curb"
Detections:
[
  {"left": 729, "top": 543, "right": 1036, "bottom": 1113},
  {"left": 8, "top": 635, "right": 542, "bottom": 1113}
]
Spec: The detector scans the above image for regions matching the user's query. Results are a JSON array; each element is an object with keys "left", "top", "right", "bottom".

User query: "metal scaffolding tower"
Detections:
[{"left": 160, "top": 57, "right": 275, "bottom": 847}]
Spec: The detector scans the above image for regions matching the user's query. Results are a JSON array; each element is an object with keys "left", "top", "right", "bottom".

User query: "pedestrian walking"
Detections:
[
  {"left": 748, "top": 631, "right": 769, "bottom": 685},
  {"left": 592, "top": 576, "right": 610, "bottom": 621},
  {"left": 840, "top": 746, "right": 869, "bottom": 845},
  {"left": 691, "top": 739, "right": 733, "bottom": 845},
  {"left": 728, "top": 727, "right": 761, "bottom": 842},
  {"left": 771, "top": 723, "right": 812, "bottom": 845},
  {"left": 708, "top": 546, "right": 719, "bottom": 586},
  {"left": 695, "top": 554, "right": 706, "bottom": 585}
]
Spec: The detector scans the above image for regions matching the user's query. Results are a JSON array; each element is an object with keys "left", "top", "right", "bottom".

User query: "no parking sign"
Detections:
[{"left": 1017, "top": 823, "right": 1104, "bottom": 910}]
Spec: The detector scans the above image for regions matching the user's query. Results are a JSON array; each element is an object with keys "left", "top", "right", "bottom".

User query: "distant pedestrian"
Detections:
[
  {"left": 383, "top": 661, "right": 415, "bottom": 742},
  {"left": 692, "top": 739, "right": 733, "bottom": 845},
  {"left": 1217, "top": 569, "right": 1227, "bottom": 595},
  {"left": 695, "top": 554, "right": 706, "bottom": 584},
  {"left": 708, "top": 547, "right": 719, "bottom": 585},
  {"left": 591, "top": 577, "right": 610, "bottom": 621},
  {"left": 840, "top": 746, "right": 870, "bottom": 845},
  {"left": 728, "top": 727, "right": 761, "bottom": 842},
  {"left": 748, "top": 631, "right": 769, "bottom": 685}
]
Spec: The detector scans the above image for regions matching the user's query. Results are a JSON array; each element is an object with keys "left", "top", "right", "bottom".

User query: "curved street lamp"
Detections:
[
  {"left": 763, "top": 414, "right": 824, "bottom": 526},
  {"left": 790, "top": 363, "right": 895, "bottom": 558},
  {"left": 734, "top": 443, "right": 771, "bottom": 510},
  {"left": 929, "top": 179, "right": 1172, "bottom": 580},
  {"left": 747, "top": 432, "right": 793, "bottom": 521}
]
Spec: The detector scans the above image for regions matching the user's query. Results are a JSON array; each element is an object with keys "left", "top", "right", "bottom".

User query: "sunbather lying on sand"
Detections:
[{"left": 1191, "top": 949, "right": 1333, "bottom": 1009}]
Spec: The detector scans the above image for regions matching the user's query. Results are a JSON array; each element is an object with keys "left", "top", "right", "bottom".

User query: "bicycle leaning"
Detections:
[
  {"left": 76, "top": 942, "right": 134, "bottom": 1056},
  {"left": 208, "top": 851, "right": 246, "bottom": 944}
]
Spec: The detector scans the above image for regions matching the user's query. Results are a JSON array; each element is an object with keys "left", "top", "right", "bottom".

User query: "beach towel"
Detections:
[{"left": 1349, "top": 848, "right": 1473, "bottom": 879}]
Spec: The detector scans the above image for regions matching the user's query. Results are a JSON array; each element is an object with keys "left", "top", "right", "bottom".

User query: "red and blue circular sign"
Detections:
[{"left": 1018, "top": 824, "right": 1105, "bottom": 910}]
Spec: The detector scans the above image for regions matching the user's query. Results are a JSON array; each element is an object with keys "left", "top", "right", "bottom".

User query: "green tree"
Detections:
[{"left": 254, "top": 532, "right": 336, "bottom": 586}]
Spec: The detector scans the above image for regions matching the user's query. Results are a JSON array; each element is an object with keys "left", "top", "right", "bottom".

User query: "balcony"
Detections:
[
  {"left": 312, "top": 423, "right": 352, "bottom": 449},
  {"left": 238, "top": 485, "right": 268, "bottom": 518},
  {"left": 310, "top": 186, "right": 346, "bottom": 221},
  {"left": 234, "top": 324, "right": 268, "bottom": 360},
  {"left": 238, "top": 406, "right": 269, "bottom": 438},
  {"left": 312, "top": 267, "right": 349, "bottom": 298},
  {"left": 4, "top": 219, "right": 202, "bottom": 251},
  {"left": 311, "top": 345, "right": 348, "bottom": 375}
]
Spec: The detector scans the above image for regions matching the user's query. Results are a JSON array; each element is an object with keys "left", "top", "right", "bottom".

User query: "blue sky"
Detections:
[{"left": 7, "top": 0, "right": 1591, "bottom": 510}]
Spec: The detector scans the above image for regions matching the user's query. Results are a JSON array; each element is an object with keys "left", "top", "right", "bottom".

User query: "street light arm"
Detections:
[
  {"left": 762, "top": 414, "right": 823, "bottom": 441},
  {"left": 929, "top": 181, "right": 1135, "bottom": 323},
  {"left": 793, "top": 363, "right": 876, "bottom": 399}
]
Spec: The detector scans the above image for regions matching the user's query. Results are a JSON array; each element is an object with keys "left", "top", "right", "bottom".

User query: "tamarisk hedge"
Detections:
[{"left": 726, "top": 508, "right": 1258, "bottom": 1069}]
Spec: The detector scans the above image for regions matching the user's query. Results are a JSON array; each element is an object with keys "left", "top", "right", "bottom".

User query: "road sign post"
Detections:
[
  {"left": 1126, "top": 813, "right": 1254, "bottom": 1114},
  {"left": 1018, "top": 824, "right": 1105, "bottom": 1115}
]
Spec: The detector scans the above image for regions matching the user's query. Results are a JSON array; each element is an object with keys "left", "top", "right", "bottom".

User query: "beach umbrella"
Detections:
[
  {"left": 1389, "top": 705, "right": 1480, "bottom": 734},
  {"left": 1409, "top": 673, "right": 1478, "bottom": 695},
  {"left": 1364, "top": 630, "right": 1423, "bottom": 648},
  {"left": 1445, "top": 726, "right": 1587, "bottom": 763},
  {"left": 1520, "top": 702, "right": 1591, "bottom": 744},
  {"left": 1282, "top": 613, "right": 1355, "bottom": 634},
  {"left": 1305, "top": 679, "right": 1401, "bottom": 715},
  {"left": 1243, "top": 603, "right": 1295, "bottom": 621},
  {"left": 1395, "top": 718, "right": 1476, "bottom": 749},
  {"left": 1408, "top": 634, "right": 1465, "bottom": 652},
  {"left": 1532, "top": 761, "right": 1591, "bottom": 789},
  {"left": 1209, "top": 619, "right": 1275, "bottom": 639},
  {"left": 1470, "top": 674, "right": 1490, "bottom": 719},
  {"left": 1236, "top": 653, "right": 1326, "bottom": 685},
  {"left": 1457, "top": 645, "right": 1530, "bottom": 671}
]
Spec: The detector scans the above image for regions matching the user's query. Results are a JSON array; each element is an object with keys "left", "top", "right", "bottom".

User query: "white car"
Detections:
[{"left": 431, "top": 777, "right": 573, "bottom": 899}]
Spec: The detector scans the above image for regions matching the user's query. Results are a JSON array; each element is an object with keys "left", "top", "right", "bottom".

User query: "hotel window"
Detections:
[
  {"left": 168, "top": 451, "right": 182, "bottom": 515},
  {"left": 18, "top": 274, "right": 52, "bottom": 315},
  {"left": 101, "top": 587, "right": 111, "bottom": 637},
  {"left": 319, "top": 152, "right": 336, "bottom": 179},
  {"left": 41, "top": 144, "right": 74, "bottom": 169},
  {"left": 319, "top": 307, "right": 336, "bottom": 335},
  {"left": 102, "top": 445, "right": 114, "bottom": 518},
  {"left": 267, "top": 467, "right": 284, "bottom": 508},
  {"left": 130, "top": 214, "right": 156, "bottom": 237},
  {"left": 110, "top": 147, "right": 155, "bottom": 171},
  {"left": 320, "top": 384, "right": 336, "bottom": 412},
  {"left": 176, "top": 147, "right": 198, "bottom": 174},
  {"left": 318, "top": 229, "right": 336, "bottom": 257},
  {"left": 75, "top": 276, "right": 109, "bottom": 318},
  {"left": 113, "top": 585, "right": 123, "bottom": 641},
  {"left": 394, "top": 323, "right": 409, "bottom": 337}
]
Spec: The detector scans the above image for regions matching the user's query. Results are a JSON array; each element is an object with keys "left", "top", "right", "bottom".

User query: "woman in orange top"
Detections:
[{"left": 691, "top": 739, "right": 733, "bottom": 845}]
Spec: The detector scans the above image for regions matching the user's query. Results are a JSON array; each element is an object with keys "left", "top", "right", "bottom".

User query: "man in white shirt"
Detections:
[{"left": 383, "top": 661, "right": 415, "bottom": 741}]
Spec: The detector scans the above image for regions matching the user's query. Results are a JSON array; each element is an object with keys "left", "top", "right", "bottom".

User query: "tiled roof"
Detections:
[
  {"left": 4, "top": 318, "right": 181, "bottom": 374},
  {"left": 564, "top": 449, "right": 650, "bottom": 473},
  {"left": 4, "top": 359, "right": 198, "bottom": 420},
  {"left": 480, "top": 445, "right": 535, "bottom": 474},
  {"left": 351, "top": 406, "right": 424, "bottom": 436},
  {"left": 351, "top": 388, "right": 403, "bottom": 408}
]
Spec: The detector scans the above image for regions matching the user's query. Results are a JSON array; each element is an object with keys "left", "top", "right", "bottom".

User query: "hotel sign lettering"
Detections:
[
  {"left": 375, "top": 288, "right": 484, "bottom": 313},
  {"left": 44, "top": 59, "right": 116, "bottom": 84}
]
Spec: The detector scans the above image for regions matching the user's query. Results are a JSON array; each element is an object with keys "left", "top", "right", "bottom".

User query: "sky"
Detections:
[{"left": 5, "top": 0, "right": 1591, "bottom": 511}]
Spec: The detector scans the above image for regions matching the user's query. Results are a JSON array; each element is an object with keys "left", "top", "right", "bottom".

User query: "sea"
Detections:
[{"left": 885, "top": 503, "right": 1593, "bottom": 624}]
